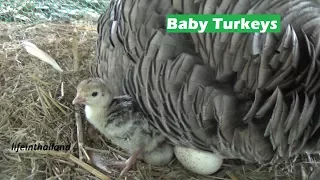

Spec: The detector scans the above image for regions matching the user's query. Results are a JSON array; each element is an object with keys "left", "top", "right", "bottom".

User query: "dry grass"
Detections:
[{"left": 0, "top": 21, "right": 314, "bottom": 180}]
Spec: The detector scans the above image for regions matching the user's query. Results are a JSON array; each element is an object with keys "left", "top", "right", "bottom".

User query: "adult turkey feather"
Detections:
[{"left": 91, "top": 0, "right": 320, "bottom": 165}]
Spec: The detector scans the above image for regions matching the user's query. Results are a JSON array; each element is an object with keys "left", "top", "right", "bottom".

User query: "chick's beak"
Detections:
[{"left": 72, "top": 94, "right": 86, "bottom": 105}]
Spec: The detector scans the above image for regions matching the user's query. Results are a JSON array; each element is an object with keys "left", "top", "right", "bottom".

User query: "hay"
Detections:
[{"left": 0, "top": 20, "right": 312, "bottom": 180}]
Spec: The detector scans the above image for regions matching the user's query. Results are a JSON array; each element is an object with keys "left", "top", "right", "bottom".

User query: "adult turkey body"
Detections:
[{"left": 91, "top": 0, "right": 320, "bottom": 167}]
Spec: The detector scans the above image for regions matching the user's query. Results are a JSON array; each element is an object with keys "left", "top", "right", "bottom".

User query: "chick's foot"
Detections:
[{"left": 107, "top": 148, "right": 144, "bottom": 176}]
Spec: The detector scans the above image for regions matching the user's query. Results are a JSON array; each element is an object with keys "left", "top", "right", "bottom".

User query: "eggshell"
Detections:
[{"left": 174, "top": 146, "right": 223, "bottom": 175}]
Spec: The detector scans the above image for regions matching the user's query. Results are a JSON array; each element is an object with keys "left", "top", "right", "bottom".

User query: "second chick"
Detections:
[{"left": 72, "top": 78, "right": 174, "bottom": 176}]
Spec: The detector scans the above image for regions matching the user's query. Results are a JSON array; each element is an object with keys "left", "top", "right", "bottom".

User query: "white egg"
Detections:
[{"left": 174, "top": 146, "right": 223, "bottom": 175}]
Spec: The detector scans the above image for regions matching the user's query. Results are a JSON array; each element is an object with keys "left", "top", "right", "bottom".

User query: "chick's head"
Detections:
[{"left": 72, "top": 78, "right": 111, "bottom": 106}]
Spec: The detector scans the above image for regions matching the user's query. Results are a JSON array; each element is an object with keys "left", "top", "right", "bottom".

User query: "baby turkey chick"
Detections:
[{"left": 72, "top": 78, "right": 174, "bottom": 176}]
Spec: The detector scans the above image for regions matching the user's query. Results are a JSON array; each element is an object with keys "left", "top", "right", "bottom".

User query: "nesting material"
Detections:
[{"left": 0, "top": 21, "right": 99, "bottom": 179}]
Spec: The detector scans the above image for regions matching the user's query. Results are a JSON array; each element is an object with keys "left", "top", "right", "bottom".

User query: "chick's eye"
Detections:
[{"left": 92, "top": 92, "right": 98, "bottom": 97}]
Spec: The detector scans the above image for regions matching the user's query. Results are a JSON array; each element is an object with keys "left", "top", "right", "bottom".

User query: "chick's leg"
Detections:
[
  {"left": 88, "top": 148, "right": 144, "bottom": 176},
  {"left": 119, "top": 148, "right": 144, "bottom": 176},
  {"left": 105, "top": 148, "right": 144, "bottom": 176}
]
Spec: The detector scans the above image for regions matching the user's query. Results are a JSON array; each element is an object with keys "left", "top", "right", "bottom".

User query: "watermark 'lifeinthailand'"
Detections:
[
  {"left": 166, "top": 14, "right": 281, "bottom": 33},
  {"left": 12, "top": 143, "right": 70, "bottom": 152}
]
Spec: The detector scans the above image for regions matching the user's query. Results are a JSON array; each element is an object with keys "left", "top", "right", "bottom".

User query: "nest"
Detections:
[{"left": 0, "top": 20, "right": 313, "bottom": 180}]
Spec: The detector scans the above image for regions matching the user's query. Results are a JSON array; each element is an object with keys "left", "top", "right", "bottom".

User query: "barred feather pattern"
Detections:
[
  {"left": 102, "top": 95, "right": 165, "bottom": 154},
  {"left": 92, "top": 0, "right": 320, "bottom": 165}
]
